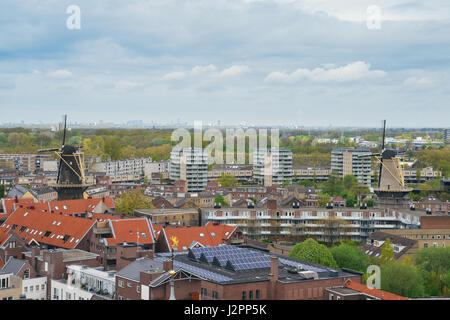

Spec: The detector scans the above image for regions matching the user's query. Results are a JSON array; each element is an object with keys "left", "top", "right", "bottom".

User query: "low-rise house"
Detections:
[
  {"left": 326, "top": 280, "right": 408, "bottom": 300},
  {"left": 359, "top": 231, "right": 418, "bottom": 261},
  {"left": 155, "top": 222, "right": 243, "bottom": 253}
]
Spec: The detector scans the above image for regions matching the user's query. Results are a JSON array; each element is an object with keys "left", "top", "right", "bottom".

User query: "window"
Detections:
[
  {"left": 424, "top": 243, "right": 428, "bottom": 248},
  {"left": 24, "top": 286, "right": 28, "bottom": 293},
  {"left": 201, "top": 288, "right": 207, "bottom": 299},
  {"left": 212, "top": 291, "right": 218, "bottom": 300},
  {"left": 329, "top": 293, "right": 333, "bottom": 300},
  {"left": 249, "top": 290, "right": 253, "bottom": 300},
  {"left": 23, "top": 269, "right": 30, "bottom": 279},
  {"left": 127, "top": 282, "right": 133, "bottom": 288},
  {"left": 255, "top": 290, "right": 260, "bottom": 300},
  {"left": 41, "top": 284, "right": 45, "bottom": 290},
  {"left": 242, "top": 291, "right": 246, "bottom": 300},
  {"left": 30, "top": 286, "right": 34, "bottom": 292},
  {"left": 36, "top": 285, "right": 39, "bottom": 291},
  {"left": 118, "top": 280, "right": 124, "bottom": 288},
  {"left": 137, "top": 285, "right": 141, "bottom": 294}
]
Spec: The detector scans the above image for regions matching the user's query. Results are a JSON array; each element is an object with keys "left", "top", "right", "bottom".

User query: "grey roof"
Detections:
[
  {"left": 7, "top": 186, "right": 29, "bottom": 198},
  {"left": 116, "top": 257, "right": 164, "bottom": 281},
  {"left": 30, "top": 186, "right": 56, "bottom": 196},
  {"left": 0, "top": 257, "right": 26, "bottom": 276}
]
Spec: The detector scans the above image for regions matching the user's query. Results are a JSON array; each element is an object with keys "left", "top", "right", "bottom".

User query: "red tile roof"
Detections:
[
  {"left": 344, "top": 280, "right": 408, "bottom": 300},
  {"left": 104, "top": 218, "right": 155, "bottom": 246},
  {"left": 2, "top": 207, "right": 96, "bottom": 249},
  {"left": 0, "top": 225, "right": 12, "bottom": 247},
  {"left": 161, "top": 222, "right": 237, "bottom": 252},
  {"left": 47, "top": 198, "right": 115, "bottom": 215},
  {"left": 1, "top": 198, "right": 36, "bottom": 217}
]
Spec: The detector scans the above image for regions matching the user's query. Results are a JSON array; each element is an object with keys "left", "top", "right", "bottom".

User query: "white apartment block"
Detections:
[
  {"left": 22, "top": 277, "right": 47, "bottom": 300},
  {"left": 170, "top": 148, "right": 208, "bottom": 192},
  {"left": 253, "top": 148, "right": 292, "bottom": 186},
  {"left": 143, "top": 160, "right": 170, "bottom": 178},
  {"left": 51, "top": 265, "right": 116, "bottom": 300},
  {"left": 331, "top": 148, "right": 372, "bottom": 186},
  {"left": 91, "top": 158, "right": 152, "bottom": 176}
]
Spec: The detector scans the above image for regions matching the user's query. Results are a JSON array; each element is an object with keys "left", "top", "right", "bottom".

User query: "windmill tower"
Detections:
[
  {"left": 360, "top": 120, "right": 412, "bottom": 208},
  {"left": 38, "top": 115, "right": 89, "bottom": 200}
]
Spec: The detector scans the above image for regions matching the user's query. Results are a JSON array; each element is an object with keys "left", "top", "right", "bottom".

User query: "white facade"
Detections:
[
  {"left": 170, "top": 148, "right": 208, "bottom": 192},
  {"left": 144, "top": 160, "right": 170, "bottom": 179},
  {"left": 22, "top": 277, "right": 47, "bottom": 300},
  {"left": 253, "top": 148, "right": 292, "bottom": 186},
  {"left": 331, "top": 148, "right": 372, "bottom": 186},
  {"left": 51, "top": 264, "right": 116, "bottom": 300},
  {"left": 91, "top": 158, "right": 152, "bottom": 176}
]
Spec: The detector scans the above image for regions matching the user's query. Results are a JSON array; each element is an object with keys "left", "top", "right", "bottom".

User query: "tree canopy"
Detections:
[
  {"left": 330, "top": 243, "right": 370, "bottom": 273},
  {"left": 289, "top": 238, "right": 338, "bottom": 269},
  {"left": 115, "top": 190, "right": 154, "bottom": 216}
]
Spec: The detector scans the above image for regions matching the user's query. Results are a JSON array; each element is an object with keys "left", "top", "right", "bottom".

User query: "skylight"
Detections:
[
  {"left": 24, "top": 212, "right": 29, "bottom": 217},
  {"left": 200, "top": 233, "right": 204, "bottom": 237}
]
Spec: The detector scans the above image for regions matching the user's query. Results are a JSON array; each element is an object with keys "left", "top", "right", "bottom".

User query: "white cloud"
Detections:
[
  {"left": 162, "top": 72, "right": 187, "bottom": 81},
  {"left": 403, "top": 76, "right": 433, "bottom": 86},
  {"left": 162, "top": 64, "right": 249, "bottom": 81},
  {"left": 47, "top": 69, "right": 73, "bottom": 79},
  {"left": 115, "top": 80, "right": 144, "bottom": 90},
  {"left": 265, "top": 61, "right": 386, "bottom": 83},
  {"left": 219, "top": 65, "right": 249, "bottom": 78}
]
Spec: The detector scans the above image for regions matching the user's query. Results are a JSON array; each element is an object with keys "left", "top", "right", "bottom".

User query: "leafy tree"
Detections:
[
  {"left": 69, "top": 135, "right": 82, "bottom": 146},
  {"left": 414, "top": 247, "right": 450, "bottom": 296},
  {"left": 330, "top": 243, "right": 370, "bottom": 272},
  {"left": 322, "top": 172, "right": 344, "bottom": 196},
  {"left": 317, "top": 192, "right": 331, "bottom": 207},
  {"left": 104, "top": 138, "right": 122, "bottom": 160},
  {"left": 379, "top": 238, "right": 395, "bottom": 264},
  {"left": 289, "top": 238, "right": 338, "bottom": 269},
  {"left": 416, "top": 168, "right": 422, "bottom": 183},
  {"left": 343, "top": 174, "right": 358, "bottom": 190},
  {"left": 282, "top": 180, "right": 292, "bottom": 187},
  {"left": 214, "top": 195, "right": 229, "bottom": 207},
  {"left": 0, "top": 184, "right": 5, "bottom": 198},
  {"left": 380, "top": 261, "right": 425, "bottom": 298},
  {"left": 217, "top": 173, "right": 239, "bottom": 187},
  {"left": 115, "top": 190, "right": 154, "bottom": 216}
]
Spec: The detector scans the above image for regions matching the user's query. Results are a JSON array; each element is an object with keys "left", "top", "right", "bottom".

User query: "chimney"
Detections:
[
  {"left": 163, "top": 259, "right": 173, "bottom": 272},
  {"left": 269, "top": 256, "right": 279, "bottom": 282},
  {"left": 31, "top": 247, "right": 40, "bottom": 270},
  {"left": 267, "top": 199, "right": 277, "bottom": 210},
  {"left": 116, "top": 242, "right": 139, "bottom": 271}
]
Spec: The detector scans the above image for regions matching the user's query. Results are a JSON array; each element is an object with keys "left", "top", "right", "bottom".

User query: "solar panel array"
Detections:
[
  {"left": 173, "top": 260, "right": 233, "bottom": 283},
  {"left": 190, "top": 246, "right": 289, "bottom": 271}
]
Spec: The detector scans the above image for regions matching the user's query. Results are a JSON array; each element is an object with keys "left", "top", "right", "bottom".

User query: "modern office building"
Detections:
[
  {"left": 331, "top": 148, "right": 372, "bottom": 186},
  {"left": 169, "top": 148, "right": 208, "bottom": 192},
  {"left": 253, "top": 148, "right": 292, "bottom": 186}
]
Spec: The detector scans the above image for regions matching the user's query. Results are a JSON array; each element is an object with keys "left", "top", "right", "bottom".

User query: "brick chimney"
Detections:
[
  {"left": 43, "top": 249, "right": 64, "bottom": 279},
  {"left": 116, "top": 242, "right": 138, "bottom": 271},
  {"left": 31, "top": 247, "right": 40, "bottom": 270},
  {"left": 267, "top": 199, "right": 277, "bottom": 210},
  {"left": 269, "top": 256, "right": 278, "bottom": 282},
  {"left": 163, "top": 259, "right": 173, "bottom": 272}
]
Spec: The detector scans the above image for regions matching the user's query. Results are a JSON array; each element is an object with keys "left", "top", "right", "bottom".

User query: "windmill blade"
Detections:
[
  {"left": 378, "top": 120, "right": 386, "bottom": 188},
  {"left": 62, "top": 114, "right": 67, "bottom": 146},
  {"left": 37, "top": 148, "right": 59, "bottom": 153}
]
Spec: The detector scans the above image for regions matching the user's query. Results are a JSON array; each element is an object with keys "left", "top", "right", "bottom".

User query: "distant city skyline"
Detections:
[{"left": 1, "top": 1, "right": 450, "bottom": 127}]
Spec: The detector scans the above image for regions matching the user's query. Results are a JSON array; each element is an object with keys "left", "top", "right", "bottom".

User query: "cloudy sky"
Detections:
[{"left": 0, "top": 0, "right": 449, "bottom": 127}]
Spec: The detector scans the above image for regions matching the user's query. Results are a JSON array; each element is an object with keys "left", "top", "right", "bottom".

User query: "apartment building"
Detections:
[
  {"left": 91, "top": 158, "right": 152, "bottom": 176},
  {"left": 170, "top": 148, "right": 208, "bottom": 192},
  {"left": 201, "top": 198, "right": 422, "bottom": 243},
  {"left": 208, "top": 164, "right": 254, "bottom": 183},
  {"left": 253, "top": 148, "right": 292, "bottom": 186},
  {"left": 143, "top": 160, "right": 170, "bottom": 180},
  {"left": 331, "top": 148, "right": 372, "bottom": 186},
  {"left": 403, "top": 167, "right": 441, "bottom": 184},
  {"left": 293, "top": 166, "right": 331, "bottom": 182},
  {"left": 0, "top": 154, "right": 52, "bottom": 173}
]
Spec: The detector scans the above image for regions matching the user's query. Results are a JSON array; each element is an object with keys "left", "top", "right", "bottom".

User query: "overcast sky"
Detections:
[{"left": 0, "top": 0, "right": 449, "bottom": 127}]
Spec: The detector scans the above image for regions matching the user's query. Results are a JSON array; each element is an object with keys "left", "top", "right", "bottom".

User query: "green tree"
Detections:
[
  {"left": 322, "top": 172, "right": 344, "bottom": 196},
  {"left": 104, "top": 138, "right": 122, "bottom": 160},
  {"left": 0, "top": 184, "right": 5, "bottom": 198},
  {"left": 115, "top": 190, "right": 154, "bottom": 216},
  {"left": 379, "top": 238, "right": 395, "bottom": 264},
  {"left": 343, "top": 174, "right": 358, "bottom": 190},
  {"left": 414, "top": 247, "right": 450, "bottom": 296},
  {"left": 380, "top": 261, "right": 425, "bottom": 298},
  {"left": 217, "top": 173, "right": 239, "bottom": 187},
  {"left": 317, "top": 192, "right": 331, "bottom": 207},
  {"left": 330, "top": 243, "right": 370, "bottom": 272},
  {"left": 214, "top": 195, "right": 229, "bottom": 207},
  {"left": 416, "top": 168, "right": 422, "bottom": 183},
  {"left": 289, "top": 238, "right": 338, "bottom": 268}
]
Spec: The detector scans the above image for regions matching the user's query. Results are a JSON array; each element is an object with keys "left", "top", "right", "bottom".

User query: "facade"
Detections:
[
  {"left": 91, "top": 158, "right": 152, "bottom": 176},
  {"left": 331, "top": 148, "right": 372, "bottom": 186},
  {"left": 0, "top": 154, "right": 52, "bottom": 173},
  {"left": 134, "top": 208, "right": 200, "bottom": 227},
  {"left": 143, "top": 160, "right": 170, "bottom": 181},
  {"left": 170, "top": 148, "right": 208, "bottom": 192},
  {"left": 403, "top": 167, "right": 441, "bottom": 184},
  {"left": 253, "top": 148, "right": 292, "bottom": 186},
  {"left": 202, "top": 198, "right": 422, "bottom": 243},
  {"left": 293, "top": 166, "right": 331, "bottom": 182},
  {"left": 208, "top": 164, "right": 254, "bottom": 183}
]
